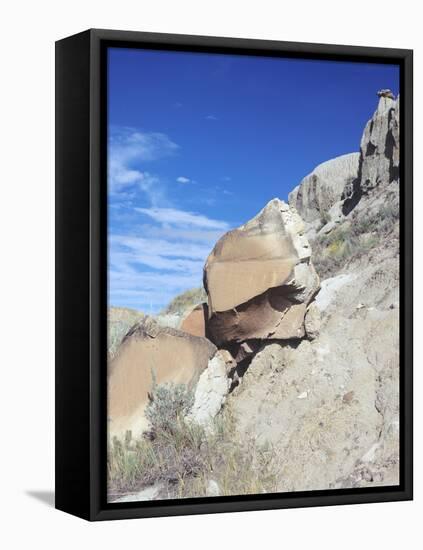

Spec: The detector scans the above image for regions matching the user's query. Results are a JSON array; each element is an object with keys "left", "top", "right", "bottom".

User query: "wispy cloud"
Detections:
[
  {"left": 108, "top": 269, "right": 201, "bottom": 311},
  {"left": 107, "top": 128, "right": 232, "bottom": 312},
  {"left": 205, "top": 114, "right": 217, "bottom": 120},
  {"left": 109, "top": 206, "right": 230, "bottom": 312},
  {"left": 108, "top": 127, "right": 178, "bottom": 205},
  {"left": 135, "top": 207, "right": 230, "bottom": 230},
  {"left": 176, "top": 176, "right": 190, "bottom": 184}
]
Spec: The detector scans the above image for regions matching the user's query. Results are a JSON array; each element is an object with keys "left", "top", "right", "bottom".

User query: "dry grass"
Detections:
[
  {"left": 313, "top": 203, "right": 399, "bottom": 279},
  {"left": 108, "top": 382, "right": 278, "bottom": 500},
  {"left": 108, "top": 307, "right": 144, "bottom": 358}
]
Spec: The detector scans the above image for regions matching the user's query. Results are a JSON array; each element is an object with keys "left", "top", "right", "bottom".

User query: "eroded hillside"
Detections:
[{"left": 107, "top": 90, "right": 400, "bottom": 501}]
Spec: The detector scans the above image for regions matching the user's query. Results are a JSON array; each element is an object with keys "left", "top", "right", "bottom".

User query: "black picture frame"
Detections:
[{"left": 55, "top": 28, "right": 413, "bottom": 521}]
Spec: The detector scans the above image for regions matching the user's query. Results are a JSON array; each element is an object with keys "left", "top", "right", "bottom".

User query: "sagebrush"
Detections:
[
  {"left": 313, "top": 202, "right": 399, "bottom": 279},
  {"left": 108, "top": 382, "right": 278, "bottom": 500}
]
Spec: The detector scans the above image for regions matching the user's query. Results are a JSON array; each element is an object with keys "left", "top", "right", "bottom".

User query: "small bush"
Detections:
[
  {"left": 145, "top": 380, "right": 194, "bottom": 436},
  {"left": 162, "top": 287, "right": 207, "bottom": 315},
  {"left": 312, "top": 202, "right": 399, "bottom": 279},
  {"left": 108, "top": 383, "right": 278, "bottom": 500}
]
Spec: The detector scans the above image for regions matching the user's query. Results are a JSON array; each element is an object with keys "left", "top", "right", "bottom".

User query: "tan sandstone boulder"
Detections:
[
  {"left": 108, "top": 316, "right": 217, "bottom": 439},
  {"left": 204, "top": 198, "right": 320, "bottom": 346},
  {"left": 180, "top": 302, "right": 208, "bottom": 338}
]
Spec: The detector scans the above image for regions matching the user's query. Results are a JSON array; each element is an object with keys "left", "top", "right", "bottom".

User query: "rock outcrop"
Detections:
[
  {"left": 229, "top": 244, "right": 400, "bottom": 491},
  {"left": 108, "top": 317, "right": 216, "bottom": 439},
  {"left": 361, "top": 93, "right": 399, "bottom": 192},
  {"left": 343, "top": 92, "right": 399, "bottom": 214},
  {"left": 288, "top": 153, "right": 360, "bottom": 235},
  {"left": 204, "top": 199, "right": 320, "bottom": 346},
  {"left": 289, "top": 90, "right": 400, "bottom": 231},
  {"left": 187, "top": 350, "right": 231, "bottom": 429}
]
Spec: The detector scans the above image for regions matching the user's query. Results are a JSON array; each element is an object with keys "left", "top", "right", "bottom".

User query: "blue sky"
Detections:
[{"left": 108, "top": 47, "right": 399, "bottom": 313}]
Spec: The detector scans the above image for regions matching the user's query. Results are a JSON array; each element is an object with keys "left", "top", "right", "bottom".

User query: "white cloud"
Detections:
[
  {"left": 110, "top": 127, "right": 178, "bottom": 162},
  {"left": 135, "top": 207, "right": 230, "bottom": 230},
  {"left": 108, "top": 127, "right": 178, "bottom": 205},
  {"left": 139, "top": 224, "right": 225, "bottom": 243},
  {"left": 109, "top": 207, "right": 231, "bottom": 312},
  {"left": 205, "top": 114, "right": 217, "bottom": 120},
  {"left": 108, "top": 269, "right": 201, "bottom": 312},
  {"left": 107, "top": 128, "right": 233, "bottom": 312}
]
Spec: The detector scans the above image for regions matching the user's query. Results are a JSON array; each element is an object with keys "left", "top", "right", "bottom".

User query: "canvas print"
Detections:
[{"left": 106, "top": 48, "right": 400, "bottom": 503}]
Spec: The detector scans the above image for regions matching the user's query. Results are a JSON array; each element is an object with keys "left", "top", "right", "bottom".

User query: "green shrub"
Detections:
[{"left": 145, "top": 379, "right": 194, "bottom": 436}]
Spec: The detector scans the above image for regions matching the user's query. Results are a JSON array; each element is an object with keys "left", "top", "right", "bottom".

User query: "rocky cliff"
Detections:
[
  {"left": 289, "top": 92, "right": 400, "bottom": 237},
  {"left": 289, "top": 152, "right": 359, "bottom": 236},
  {"left": 343, "top": 94, "right": 400, "bottom": 215}
]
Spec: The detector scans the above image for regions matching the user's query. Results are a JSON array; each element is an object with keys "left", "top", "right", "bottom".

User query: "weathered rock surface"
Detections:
[
  {"left": 180, "top": 302, "right": 208, "bottom": 338},
  {"left": 204, "top": 198, "right": 320, "bottom": 346},
  {"left": 304, "top": 301, "right": 321, "bottom": 340},
  {"left": 229, "top": 239, "right": 399, "bottom": 491},
  {"left": 360, "top": 94, "right": 399, "bottom": 192},
  {"left": 288, "top": 153, "right": 360, "bottom": 231},
  {"left": 343, "top": 92, "right": 399, "bottom": 214},
  {"left": 187, "top": 350, "right": 231, "bottom": 428},
  {"left": 108, "top": 317, "right": 216, "bottom": 439}
]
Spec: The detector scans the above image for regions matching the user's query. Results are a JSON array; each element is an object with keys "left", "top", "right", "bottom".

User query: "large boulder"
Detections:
[
  {"left": 204, "top": 198, "right": 320, "bottom": 346},
  {"left": 288, "top": 153, "right": 360, "bottom": 228},
  {"left": 108, "top": 317, "right": 217, "bottom": 439}
]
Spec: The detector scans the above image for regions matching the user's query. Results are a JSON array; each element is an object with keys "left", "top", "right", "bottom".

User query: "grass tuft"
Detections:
[
  {"left": 108, "top": 382, "right": 278, "bottom": 500},
  {"left": 312, "top": 203, "right": 398, "bottom": 279}
]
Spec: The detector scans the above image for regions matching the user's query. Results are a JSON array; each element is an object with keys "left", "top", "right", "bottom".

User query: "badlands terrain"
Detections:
[{"left": 107, "top": 90, "right": 400, "bottom": 501}]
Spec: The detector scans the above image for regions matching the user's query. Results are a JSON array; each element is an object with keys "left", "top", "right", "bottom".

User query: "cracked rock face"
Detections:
[
  {"left": 204, "top": 198, "right": 320, "bottom": 346},
  {"left": 187, "top": 350, "right": 231, "bottom": 429},
  {"left": 343, "top": 93, "right": 399, "bottom": 214},
  {"left": 360, "top": 95, "right": 400, "bottom": 193},
  {"left": 108, "top": 317, "right": 216, "bottom": 439}
]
